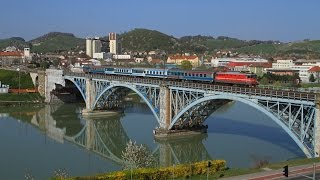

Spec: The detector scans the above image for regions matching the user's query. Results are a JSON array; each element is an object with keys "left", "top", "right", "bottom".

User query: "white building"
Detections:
[
  {"left": 211, "top": 57, "right": 268, "bottom": 67},
  {"left": 5, "top": 46, "right": 17, "bottom": 52},
  {"left": 109, "top": 32, "right": 117, "bottom": 54},
  {"left": 86, "top": 37, "right": 102, "bottom": 58},
  {"left": 92, "top": 39, "right": 102, "bottom": 54},
  {"left": 86, "top": 38, "right": 93, "bottom": 57},
  {"left": 93, "top": 52, "right": 107, "bottom": 59},
  {"left": 113, "top": 54, "right": 132, "bottom": 60},
  {"left": 272, "top": 59, "right": 294, "bottom": 69},
  {"left": 88, "top": 59, "right": 101, "bottom": 66},
  {"left": 135, "top": 57, "right": 144, "bottom": 63},
  {"left": 292, "top": 62, "right": 320, "bottom": 82}
]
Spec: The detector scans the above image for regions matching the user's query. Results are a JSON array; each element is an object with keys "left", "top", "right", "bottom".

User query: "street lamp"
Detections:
[{"left": 17, "top": 67, "right": 20, "bottom": 94}]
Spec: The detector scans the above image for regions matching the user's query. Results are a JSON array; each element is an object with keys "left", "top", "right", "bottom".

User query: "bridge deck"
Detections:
[{"left": 64, "top": 72, "right": 317, "bottom": 102}]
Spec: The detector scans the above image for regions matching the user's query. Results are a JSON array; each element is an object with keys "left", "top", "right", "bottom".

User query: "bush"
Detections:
[{"left": 77, "top": 160, "right": 226, "bottom": 180}]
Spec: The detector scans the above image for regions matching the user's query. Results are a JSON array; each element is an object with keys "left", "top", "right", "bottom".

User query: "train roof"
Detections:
[{"left": 216, "top": 71, "right": 254, "bottom": 75}]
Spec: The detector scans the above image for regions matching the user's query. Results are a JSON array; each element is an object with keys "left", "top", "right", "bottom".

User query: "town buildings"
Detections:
[{"left": 167, "top": 55, "right": 199, "bottom": 67}]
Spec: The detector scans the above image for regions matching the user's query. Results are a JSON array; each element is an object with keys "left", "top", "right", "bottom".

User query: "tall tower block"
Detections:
[
  {"left": 86, "top": 38, "right": 93, "bottom": 57},
  {"left": 109, "top": 33, "right": 117, "bottom": 54}
]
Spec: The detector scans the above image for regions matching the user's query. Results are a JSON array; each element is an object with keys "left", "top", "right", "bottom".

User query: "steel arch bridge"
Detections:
[{"left": 62, "top": 72, "right": 320, "bottom": 158}]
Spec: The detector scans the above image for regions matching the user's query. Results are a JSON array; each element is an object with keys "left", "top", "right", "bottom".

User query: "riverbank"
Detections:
[
  {"left": 63, "top": 157, "right": 320, "bottom": 180},
  {"left": 0, "top": 93, "right": 44, "bottom": 105}
]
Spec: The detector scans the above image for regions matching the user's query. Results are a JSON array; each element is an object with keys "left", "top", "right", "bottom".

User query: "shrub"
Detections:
[{"left": 82, "top": 160, "right": 226, "bottom": 180}]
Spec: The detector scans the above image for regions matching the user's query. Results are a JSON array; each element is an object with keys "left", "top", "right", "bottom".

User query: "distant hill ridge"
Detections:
[
  {"left": 30, "top": 32, "right": 76, "bottom": 44},
  {"left": 0, "top": 29, "right": 319, "bottom": 58}
]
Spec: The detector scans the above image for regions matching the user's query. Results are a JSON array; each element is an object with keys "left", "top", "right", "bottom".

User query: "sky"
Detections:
[{"left": 0, "top": 0, "right": 320, "bottom": 42}]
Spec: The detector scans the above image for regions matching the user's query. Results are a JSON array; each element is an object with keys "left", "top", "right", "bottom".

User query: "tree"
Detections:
[
  {"left": 259, "top": 76, "right": 269, "bottom": 85},
  {"left": 121, "top": 140, "right": 156, "bottom": 169},
  {"left": 180, "top": 60, "right": 192, "bottom": 70},
  {"left": 309, "top": 73, "right": 316, "bottom": 83}
]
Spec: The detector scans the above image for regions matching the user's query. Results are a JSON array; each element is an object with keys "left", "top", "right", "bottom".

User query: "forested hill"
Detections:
[
  {"left": 29, "top": 32, "right": 85, "bottom": 53},
  {"left": 0, "top": 29, "right": 320, "bottom": 58},
  {"left": 119, "top": 28, "right": 181, "bottom": 53}
]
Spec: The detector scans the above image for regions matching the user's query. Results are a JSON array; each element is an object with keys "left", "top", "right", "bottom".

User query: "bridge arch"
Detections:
[
  {"left": 64, "top": 78, "right": 86, "bottom": 103},
  {"left": 93, "top": 84, "right": 160, "bottom": 124},
  {"left": 169, "top": 94, "right": 312, "bottom": 158}
]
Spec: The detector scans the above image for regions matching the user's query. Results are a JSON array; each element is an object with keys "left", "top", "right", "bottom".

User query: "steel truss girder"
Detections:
[
  {"left": 64, "top": 77, "right": 87, "bottom": 100},
  {"left": 258, "top": 99, "right": 316, "bottom": 156},
  {"left": 170, "top": 89, "right": 205, "bottom": 122},
  {"left": 172, "top": 99, "right": 227, "bottom": 129},
  {"left": 89, "top": 80, "right": 161, "bottom": 118},
  {"left": 135, "top": 85, "right": 160, "bottom": 115}
]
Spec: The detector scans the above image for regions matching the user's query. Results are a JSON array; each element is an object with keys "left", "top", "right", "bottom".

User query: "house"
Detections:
[
  {"left": 265, "top": 69, "right": 299, "bottom": 76},
  {"left": 167, "top": 55, "right": 199, "bottom": 67},
  {"left": 0, "top": 51, "right": 23, "bottom": 66},
  {"left": 227, "top": 61, "right": 271, "bottom": 73},
  {"left": 308, "top": 66, "right": 320, "bottom": 82}
]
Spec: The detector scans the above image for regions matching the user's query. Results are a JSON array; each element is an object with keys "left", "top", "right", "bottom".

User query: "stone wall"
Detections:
[
  {"left": 45, "top": 69, "right": 65, "bottom": 103},
  {"left": 37, "top": 71, "right": 46, "bottom": 97}
]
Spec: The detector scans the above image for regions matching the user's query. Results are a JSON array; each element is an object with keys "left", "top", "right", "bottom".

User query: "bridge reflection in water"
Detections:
[
  {"left": 27, "top": 104, "right": 211, "bottom": 167},
  {"left": 65, "top": 115, "right": 211, "bottom": 167}
]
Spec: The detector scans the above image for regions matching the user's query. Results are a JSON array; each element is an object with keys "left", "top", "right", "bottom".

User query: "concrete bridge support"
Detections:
[
  {"left": 85, "top": 78, "right": 94, "bottom": 112},
  {"left": 37, "top": 71, "right": 46, "bottom": 97},
  {"left": 159, "top": 84, "right": 171, "bottom": 129},
  {"left": 44, "top": 69, "right": 65, "bottom": 103}
]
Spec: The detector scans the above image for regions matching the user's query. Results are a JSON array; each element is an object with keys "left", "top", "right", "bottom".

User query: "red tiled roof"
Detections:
[
  {"left": 227, "top": 61, "right": 271, "bottom": 68},
  {"left": 151, "top": 58, "right": 162, "bottom": 64},
  {"left": 169, "top": 55, "right": 198, "bottom": 60},
  {"left": 308, "top": 66, "right": 320, "bottom": 72},
  {"left": 0, "top": 51, "right": 23, "bottom": 57}
]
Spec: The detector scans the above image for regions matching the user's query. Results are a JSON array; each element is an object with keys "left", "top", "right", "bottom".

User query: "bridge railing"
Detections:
[
  {"left": 167, "top": 81, "right": 317, "bottom": 102},
  {"left": 64, "top": 72, "right": 317, "bottom": 102}
]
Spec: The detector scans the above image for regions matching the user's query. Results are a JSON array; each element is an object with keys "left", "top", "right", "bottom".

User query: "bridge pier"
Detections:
[
  {"left": 84, "top": 78, "right": 94, "bottom": 113},
  {"left": 159, "top": 84, "right": 171, "bottom": 129}
]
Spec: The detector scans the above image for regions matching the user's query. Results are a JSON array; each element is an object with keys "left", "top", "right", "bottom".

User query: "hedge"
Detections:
[{"left": 72, "top": 160, "right": 226, "bottom": 180}]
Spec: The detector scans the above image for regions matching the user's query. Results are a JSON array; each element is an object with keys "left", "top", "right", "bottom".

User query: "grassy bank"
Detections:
[
  {"left": 192, "top": 157, "right": 320, "bottom": 179},
  {"left": 61, "top": 157, "right": 320, "bottom": 180},
  {"left": 0, "top": 93, "right": 44, "bottom": 102},
  {"left": 0, "top": 69, "right": 34, "bottom": 89},
  {"left": 64, "top": 160, "right": 226, "bottom": 180}
]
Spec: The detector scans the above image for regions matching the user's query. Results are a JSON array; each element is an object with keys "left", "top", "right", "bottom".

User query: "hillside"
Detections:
[
  {"left": 30, "top": 32, "right": 85, "bottom": 53},
  {"left": 1, "top": 29, "right": 320, "bottom": 58},
  {"left": 120, "top": 28, "right": 181, "bottom": 53},
  {"left": 0, "top": 37, "right": 30, "bottom": 50}
]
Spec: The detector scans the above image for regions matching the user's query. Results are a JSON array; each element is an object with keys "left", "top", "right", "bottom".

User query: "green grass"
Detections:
[
  {"left": 204, "top": 39, "right": 247, "bottom": 50},
  {"left": 300, "top": 83, "right": 320, "bottom": 88},
  {"left": 69, "top": 157, "right": 320, "bottom": 180},
  {"left": 237, "top": 44, "right": 282, "bottom": 55},
  {"left": 0, "top": 93, "right": 43, "bottom": 102},
  {"left": 185, "top": 157, "right": 320, "bottom": 179},
  {"left": 0, "top": 69, "right": 34, "bottom": 88}
]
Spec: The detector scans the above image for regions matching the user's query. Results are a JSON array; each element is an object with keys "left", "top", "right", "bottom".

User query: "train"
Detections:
[{"left": 83, "top": 66, "right": 258, "bottom": 87}]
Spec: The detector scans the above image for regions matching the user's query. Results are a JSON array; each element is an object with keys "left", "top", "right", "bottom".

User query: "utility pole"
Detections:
[{"left": 17, "top": 67, "right": 20, "bottom": 94}]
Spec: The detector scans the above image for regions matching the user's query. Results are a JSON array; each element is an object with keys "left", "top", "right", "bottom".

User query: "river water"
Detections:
[{"left": 0, "top": 100, "right": 304, "bottom": 179}]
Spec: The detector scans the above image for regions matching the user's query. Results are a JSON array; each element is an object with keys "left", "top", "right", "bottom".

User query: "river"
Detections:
[{"left": 0, "top": 100, "right": 304, "bottom": 179}]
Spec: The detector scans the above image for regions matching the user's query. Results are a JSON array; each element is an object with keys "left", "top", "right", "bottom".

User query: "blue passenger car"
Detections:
[
  {"left": 114, "top": 68, "right": 132, "bottom": 75},
  {"left": 132, "top": 68, "right": 146, "bottom": 77},
  {"left": 104, "top": 67, "right": 115, "bottom": 74},
  {"left": 145, "top": 68, "right": 167, "bottom": 78}
]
